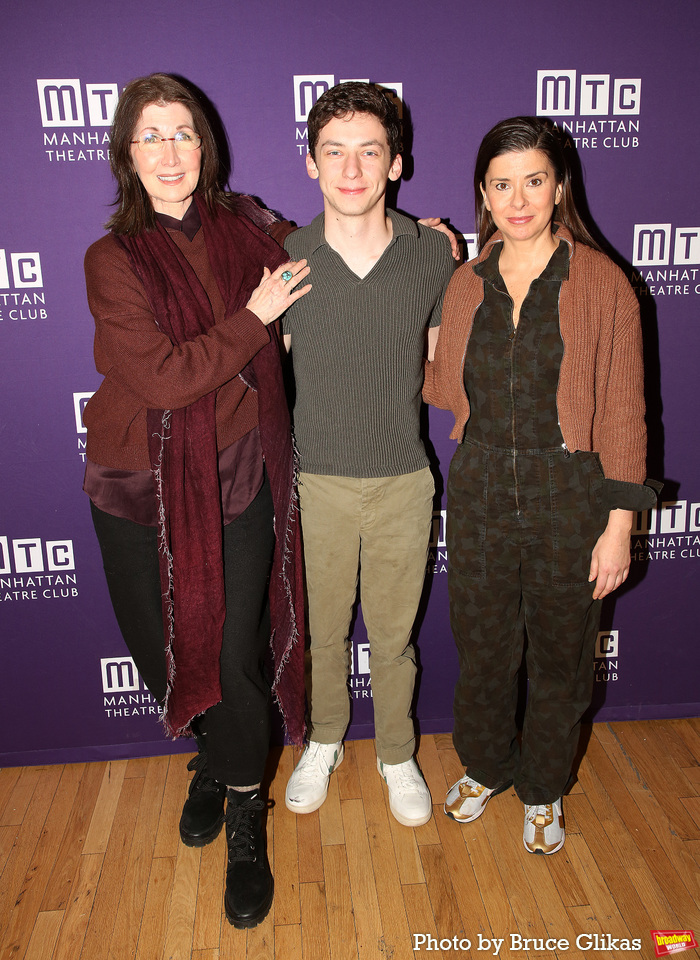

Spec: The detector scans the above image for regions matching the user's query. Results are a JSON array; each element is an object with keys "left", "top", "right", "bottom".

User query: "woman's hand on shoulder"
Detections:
[
  {"left": 589, "top": 509, "right": 634, "bottom": 600},
  {"left": 417, "top": 218, "right": 461, "bottom": 260},
  {"left": 246, "top": 260, "right": 311, "bottom": 326}
]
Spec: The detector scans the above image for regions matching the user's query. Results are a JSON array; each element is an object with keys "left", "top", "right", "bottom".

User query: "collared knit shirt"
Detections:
[{"left": 283, "top": 209, "right": 454, "bottom": 478}]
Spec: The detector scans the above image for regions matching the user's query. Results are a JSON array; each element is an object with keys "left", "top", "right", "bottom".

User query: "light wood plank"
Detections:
[
  {"left": 0, "top": 767, "right": 22, "bottom": 824},
  {"left": 0, "top": 766, "right": 42, "bottom": 827},
  {"left": 191, "top": 831, "right": 226, "bottom": 952},
  {"left": 297, "top": 810, "right": 323, "bottom": 883},
  {"left": 419, "top": 843, "right": 466, "bottom": 946},
  {"left": 336, "top": 741, "right": 361, "bottom": 802},
  {"left": 318, "top": 768, "right": 346, "bottom": 847},
  {"left": 41, "top": 761, "right": 104, "bottom": 911},
  {"left": 23, "top": 909, "right": 62, "bottom": 960},
  {"left": 0, "top": 764, "right": 63, "bottom": 959},
  {"left": 270, "top": 747, "right": 300, "bottom": 925},
  {"left": 270, "top": 923, "right": 302, "bottom": 959},
  {"left": 83, "top": 760, "right": 128, "bottom": 856},
  {"left": 322, "top": 844, "right": 359, "bottom": 960},
  {"left": 401, "top": 883, "right": 439, "bottom": 955},
  {"left": 107, "top": 756, "right": 169, "bottom": 960},
  {"left": 341, "top": 798, "right": 383, "bottom": 959},
  {"left": 79, "top": 775, "right": 143, "bottom": 960},
  {"left": 300, "top": 881, "right": 330, "bottom": 959},
  {"left": 160, "top": 843, "right": 199, "bottom": 960},
  {"left": 355, "top": 739, "right": 413, "bottom": 960},
  {"left": 52, "top": 851, "right": 104, "bottom": 960},
  {"left": 153, "top": 751, "right": 192, "bottom": 860},
  {"left": 134, "top": 855, "right": 176, "bottom": 960}
]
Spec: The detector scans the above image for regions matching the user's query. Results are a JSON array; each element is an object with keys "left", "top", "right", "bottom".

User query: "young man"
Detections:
[{"left": 282, "top": 82, "right": 454, "bottom": 827}]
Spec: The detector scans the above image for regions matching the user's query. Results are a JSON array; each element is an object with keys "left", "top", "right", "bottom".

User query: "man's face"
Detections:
[{"left": 306, "top": 112, "right": 402, "bottom": 220}]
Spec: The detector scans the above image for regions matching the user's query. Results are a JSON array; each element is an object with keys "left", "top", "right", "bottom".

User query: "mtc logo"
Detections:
[
  {"left": 73, "top": 392, "right": 95, "bottom": 433},
  {"left": 294, "top": 75, "right": 335, "bottom": 122},
  {"left": 101, "top": 657, "right": 140, "bottom": 693},
  {"left": 633, "top": 224, "right": 700, "bottom": 267},
  {"left": 350, "top": 641, "right": 371, "bottom": 675},
  {"left": 635, "top": 500, "right": 700, "bottom": 536},
  {"left": 595, "top": 630, "right": 619, "bottom": 659},
  {"left": 37, "top": 79, "right": 118, "bottom": 127},
  {"left": 462, "top": 234, "right": 478, "bottom": 263},
  {"left": 293, "top": 76, "right": 404, "bottom": 123},
  {"left": 0, "top": 250, "right": 42, "bottom": 288},
  {"left": 537, "top": 70, "right": 641, "bottom": 116},
  {"left": 429, "top": 509, "right": 446, "bottom": 548},
  {"left": 0, "top": 537, "right": 75, "bottom": 574}
]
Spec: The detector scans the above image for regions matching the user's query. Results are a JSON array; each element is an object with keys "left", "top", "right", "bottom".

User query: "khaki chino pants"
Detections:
[{"left": 298, "top": 468, "right": 434, "bottom": 764}]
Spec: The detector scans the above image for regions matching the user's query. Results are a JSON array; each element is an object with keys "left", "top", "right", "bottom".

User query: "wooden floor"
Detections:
[{"left": 1, "top": 720, "right": 699, "bottom": 960}]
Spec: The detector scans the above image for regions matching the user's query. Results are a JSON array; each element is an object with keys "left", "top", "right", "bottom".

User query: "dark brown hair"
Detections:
[
  {"left": 107, "top": 73, "right": 247, "bottom": 236},
  {"left": 307, "top": 81, "right": 402, "bottom": 162},
  {"left": 474, "top": 116, "right": 600, "bottom": 251}
]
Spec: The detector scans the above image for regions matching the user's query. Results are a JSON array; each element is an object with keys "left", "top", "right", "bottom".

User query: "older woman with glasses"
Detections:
[{"left": 83, "top": 73, "right": 310, "bottom": 927}]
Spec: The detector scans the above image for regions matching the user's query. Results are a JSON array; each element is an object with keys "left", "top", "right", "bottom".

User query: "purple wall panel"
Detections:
[{"left": 1, "top": 0, "right": 698, "bottom": 767}]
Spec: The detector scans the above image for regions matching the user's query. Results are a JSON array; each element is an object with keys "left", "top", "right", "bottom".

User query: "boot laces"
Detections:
[
  {"left": 226, "top": 795, "right": 265, "bottom": 863},
  {"left": 186, "top": 751, "right": 222, "bottom": 795}
]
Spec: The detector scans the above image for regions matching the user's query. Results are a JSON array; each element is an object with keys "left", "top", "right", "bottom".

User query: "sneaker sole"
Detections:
[
  {"left": 284, "top": 744, "right": 344, "bottom": 814},
  {"left": 444, "top": 779, "right": 513, "bottom": 824},
  {"left": 523, "top": 834, "right": 566, "bottom": 855},
  {"left": 388, "top": 803, "right": 433, "bottom": 828}
]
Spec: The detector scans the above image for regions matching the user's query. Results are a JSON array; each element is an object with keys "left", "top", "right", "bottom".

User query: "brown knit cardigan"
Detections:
[{"left": 423, "top": 226, "right": 647, "bottom": 483}]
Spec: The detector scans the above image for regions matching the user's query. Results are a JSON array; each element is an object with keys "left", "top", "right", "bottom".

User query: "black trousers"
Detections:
[{"left": 90, "top": 477, "right": 275, "bottom": 786}]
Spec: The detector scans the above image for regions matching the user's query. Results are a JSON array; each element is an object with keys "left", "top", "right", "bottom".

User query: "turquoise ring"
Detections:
[{"left": 281, "top": 270, "right": 293, "bottom": 282}]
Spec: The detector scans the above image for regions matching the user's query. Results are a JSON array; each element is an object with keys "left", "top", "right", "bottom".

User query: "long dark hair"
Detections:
[
  {"left": 107, "top": 73, "right": 273, "bottom": 236},
  {"left": 474, "top": 116, "right": 600, "bottom": 251}
]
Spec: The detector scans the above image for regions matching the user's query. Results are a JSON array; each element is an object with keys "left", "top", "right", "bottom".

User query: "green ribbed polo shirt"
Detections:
[{"left": 283, "top": 209, "right": 454, "bottom": 478}]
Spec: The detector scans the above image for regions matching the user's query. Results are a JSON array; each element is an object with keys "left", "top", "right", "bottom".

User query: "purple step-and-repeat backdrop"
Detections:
[{"left": 1, "top": 0, "right": 698, "bottom": 767}]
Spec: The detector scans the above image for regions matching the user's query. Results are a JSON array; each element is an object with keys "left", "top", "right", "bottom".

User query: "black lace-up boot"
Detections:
[
  {"left": 224, "top": 787, "right": 273, "bottom": 928},
  {"left": 178, "top": 745, "right": 226, "bottom": 847}
]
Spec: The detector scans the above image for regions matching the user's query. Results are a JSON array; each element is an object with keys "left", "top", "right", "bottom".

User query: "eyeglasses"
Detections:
[{"left": 130, "top": 131, "right": 202, "bottom": 154}]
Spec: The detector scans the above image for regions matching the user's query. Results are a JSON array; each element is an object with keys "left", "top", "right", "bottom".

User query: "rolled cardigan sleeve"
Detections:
[{"left": 85, "top": 238, "right": 270, "bottom": 411}]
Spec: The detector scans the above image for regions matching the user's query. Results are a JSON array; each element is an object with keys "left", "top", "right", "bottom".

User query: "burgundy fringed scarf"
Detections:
[{"left": 117, "top": 195, "right": 305, "bottom": 743}]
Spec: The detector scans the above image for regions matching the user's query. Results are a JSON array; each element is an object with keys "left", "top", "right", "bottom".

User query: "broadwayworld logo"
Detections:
[{"left": 651, "top": 930, "right": 698, "bottom": 957}]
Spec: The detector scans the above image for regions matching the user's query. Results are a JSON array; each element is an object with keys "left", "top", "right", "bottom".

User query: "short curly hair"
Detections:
[{"left": 307, "top": 81, "right": 402, "bottom": 161}]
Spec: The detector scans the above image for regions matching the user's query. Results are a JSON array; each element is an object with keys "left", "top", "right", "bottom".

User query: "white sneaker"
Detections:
[
  {"left": 523, "top": 798, "right": 565, "bottom": 855},
  {"left": 377, "top": 758, "right": 432, "bottom": 827},
  {"left": 285, "top": 741, "right": 344, "bottom": 814},
  {"left": 444, "top": 773, "right": 511, "bottom": 823}
]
